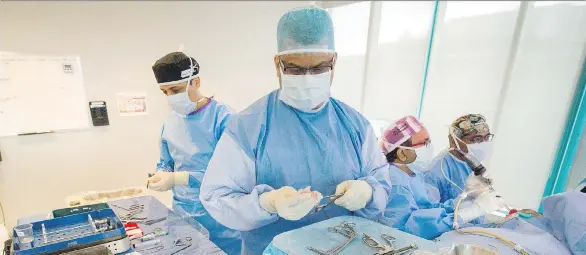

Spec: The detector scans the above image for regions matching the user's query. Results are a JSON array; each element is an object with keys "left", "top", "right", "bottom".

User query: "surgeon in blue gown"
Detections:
[
  {"left": 379, "top": 116, "right": 502, "bottom": 240},
  {"left": 199, "top": 7, "right": 392, "bottom": 255},
  {"left": 424, "top": 114, "right": 495, "bottom": 204},
  {"left": 147, "top": 52, "right": 241, "bottom": 254}
]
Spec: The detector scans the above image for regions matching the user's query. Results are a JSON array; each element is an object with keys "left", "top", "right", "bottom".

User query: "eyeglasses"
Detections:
[
  {"left": 280, "top": 60, "right": 334, "bottom": 75},
  {"left": 469, "top": 134, "right": 494, "bottom": 144}
]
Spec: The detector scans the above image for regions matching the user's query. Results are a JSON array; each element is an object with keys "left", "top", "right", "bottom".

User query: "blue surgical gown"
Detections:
[
  {"left": 542, "top": 191, "right": 586, "bottom": 255},
  {"left": 380, "top": 164, "right": 463, "bottom": 240},
  {"left": 437, "top": 191, "right": 586, "bottom": 255},
  {"left": 199, "top": 90, "right": 392, "bottom": 255},
  {"left": 157, "top": 99, "right": 242, "bottom": 255},
  {"left": 424, "top": 151, "right": 471, "bottom": 203}
]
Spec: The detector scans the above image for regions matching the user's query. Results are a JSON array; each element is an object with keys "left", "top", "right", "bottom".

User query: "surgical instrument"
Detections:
[
  {"left": 169, "top": 236, "right": 193, "bottom": 255},
  {"left": 362, "top": 233, "right": 418, "bottom": 255},
  {"left": 311, "top": 194, "right": 343, "bottom": 215},
  {"left": 138, "top": 244, "right": 165, "bottom": 255},
  {"left": 144, "top": 217, "right": 167, "bottom": 226},
  {"left": 117, "top": 204, "right": 146, "bottom": 223},
  {"left": 380, "top": 233, "right": 395, "bottom": 246},
  {"left": 132, "top": 239, "right": 161, "bottom": 249},
  {"left": 146, "top": 173, "right": 155, "bottom": 189},
  {"left": 307, "top": 221, "right": 357, "bottom": 255},
  {"left": 131, "top": 228, "right": 168, "bottom": 242},
  {"left": 362, "top": 233, "right": 394, "bottom": 254},
  {"left": 384, "top": 244, "right": 418, "bottom": 255},
  {"left": 111, "top": 204, "right": 144, "bottom": 212}
]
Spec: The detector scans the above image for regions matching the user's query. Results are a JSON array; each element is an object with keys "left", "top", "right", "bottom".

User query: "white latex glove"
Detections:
[
  {"left": 334, "top": 180, "right": 373, "bottom": 211},
  {"left": 259, "top": 186, "right": 322, "bottom": 221},
  {"left": 464, "top": 172, "right": 493, "bottom": 199},
  {"left": 458, "top": 191, "right": 505, "bottom": 223},
  {"left": 147, "top": 171, "right": 189, "bottom": 191}
]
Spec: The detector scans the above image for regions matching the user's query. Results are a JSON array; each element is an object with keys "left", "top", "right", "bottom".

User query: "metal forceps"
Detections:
[
  {"left": 363, "top": 233, "right": 418, "bottom": 255},
  {"left": 120, "top": 213, "right": 146, "bottom": 223},
  {"left": 311, "top": 194, "right": 343, "bottom": 215},
  {"left": 380, "top": 234, "right": 395, "bottom": 246},
  {"left": 307, "top": 222, "right": 357, "bottom": 255},
  {"left": 363, "top": 233, "right": 394, "bottom": 255}
]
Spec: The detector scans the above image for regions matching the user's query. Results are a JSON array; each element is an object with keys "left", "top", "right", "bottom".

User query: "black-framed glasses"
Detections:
[
  {"left": 280, "top": 60, "right": 334, "bottom": 75},
  {"left": 470, "top": 134, "right": 494, "bottom": 143}
]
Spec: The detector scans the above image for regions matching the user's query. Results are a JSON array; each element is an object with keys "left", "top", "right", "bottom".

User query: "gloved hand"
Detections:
[
  {"left": 458, "top": 190, "right": 506, "bottom": 223},
  {"left": 259, "top": 186, "right": 322, "bottom": 221},
  {"left": 334, "top": 180, "right": 373, "bottom": 211},
  {"left": 464, "top": 172, "right": 493, "bottom": 199},
  {"left": 147, "top": 171, "right": 189, "bottom": 192}
]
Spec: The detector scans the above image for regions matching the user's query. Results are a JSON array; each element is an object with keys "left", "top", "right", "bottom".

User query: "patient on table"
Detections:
[{"left": 435, "top": 191, "right": 585, "bottom": 255}]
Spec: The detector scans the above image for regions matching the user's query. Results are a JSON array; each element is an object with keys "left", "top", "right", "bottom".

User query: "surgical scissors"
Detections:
[{"left": 311, "top": 194, "right": 343, "bottom": 215}]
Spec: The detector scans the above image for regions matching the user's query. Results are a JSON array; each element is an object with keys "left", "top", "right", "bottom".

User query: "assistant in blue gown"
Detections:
[
  {"left": 158, "top": 99, "right": 242, "bottom": 254},
  {"left": 151, "top": 52, "right": 241, "bottom": 254},
  {"left": 382, "top": 164, "right": 468, "bottom": 240},
  {"left": 424, "top": 114, "right": 494, "bottom": 205},
  {"left": 376, "top": 116, "right": 466, "bottom": 240}
]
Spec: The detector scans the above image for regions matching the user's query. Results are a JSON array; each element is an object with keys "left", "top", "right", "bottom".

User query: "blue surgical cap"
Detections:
[{"left": 277, "top": 7, "right": 335, "bottom": 54}]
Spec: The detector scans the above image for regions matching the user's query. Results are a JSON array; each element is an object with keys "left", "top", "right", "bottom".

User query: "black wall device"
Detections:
[{"left": 89, "top": 101, "right": 110, "bottom": 126}]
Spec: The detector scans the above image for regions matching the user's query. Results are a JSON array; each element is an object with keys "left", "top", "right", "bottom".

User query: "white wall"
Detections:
[
  {"left": 329, "top": 1, "right": 371, "bottom": 110},
  {"left": 488, "top": 2, "right": 586, "bottom": 209},
  {"left": 420, "top": 1, "right": 521, "bottom": 153},
  {"left": 0, "top": 1, "right": 308, "bottom": 229}
]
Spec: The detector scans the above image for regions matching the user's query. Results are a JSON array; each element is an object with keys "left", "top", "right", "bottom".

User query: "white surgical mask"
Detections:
[
  {"left": 466, "top": 141, "right": 492, "bottom": 162},
  {"left": 279, "top": 70, "right": 331, "bottom": 112},
  {"left": 167, "top": 88, "right": 197, "bottom": 117},
  {"left": 398, "top": 143, "right": 435, "bottom": 172}
]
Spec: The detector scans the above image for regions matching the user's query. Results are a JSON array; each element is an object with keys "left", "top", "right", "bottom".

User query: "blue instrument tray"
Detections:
[{"left": 12, "top": 209, "right": 127, "bottom": 255}]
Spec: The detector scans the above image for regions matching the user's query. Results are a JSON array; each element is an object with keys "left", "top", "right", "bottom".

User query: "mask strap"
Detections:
[
  {"left": 396, "top": 145, "right": 416, "bottom": 151},
  {"left": 450, "top": 128, "right": 463, "bottom": 151},
  {"left": 187, "top": 57, "right": 194, "bottom": 87}
]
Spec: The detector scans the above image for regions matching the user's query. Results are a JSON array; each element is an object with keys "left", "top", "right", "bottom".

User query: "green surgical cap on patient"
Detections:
[{"left": 277, "top": 7, "right": 335, "bottom": 54}]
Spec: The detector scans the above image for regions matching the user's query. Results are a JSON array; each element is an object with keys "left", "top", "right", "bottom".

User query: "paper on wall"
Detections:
[
  {"left": 0, "top": 53, "right": 89, "bottom": 136},
  {"left": 116, "top": 92, "right": 148, "bottom": 116}
]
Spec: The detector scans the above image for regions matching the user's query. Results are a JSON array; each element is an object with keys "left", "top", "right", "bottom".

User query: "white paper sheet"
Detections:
[
  {"left": 116, "top": 92, "right": 148, "bottom": 116},
  {"left": 0, "top": 53, "right": 89, "bottom": 136}
]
